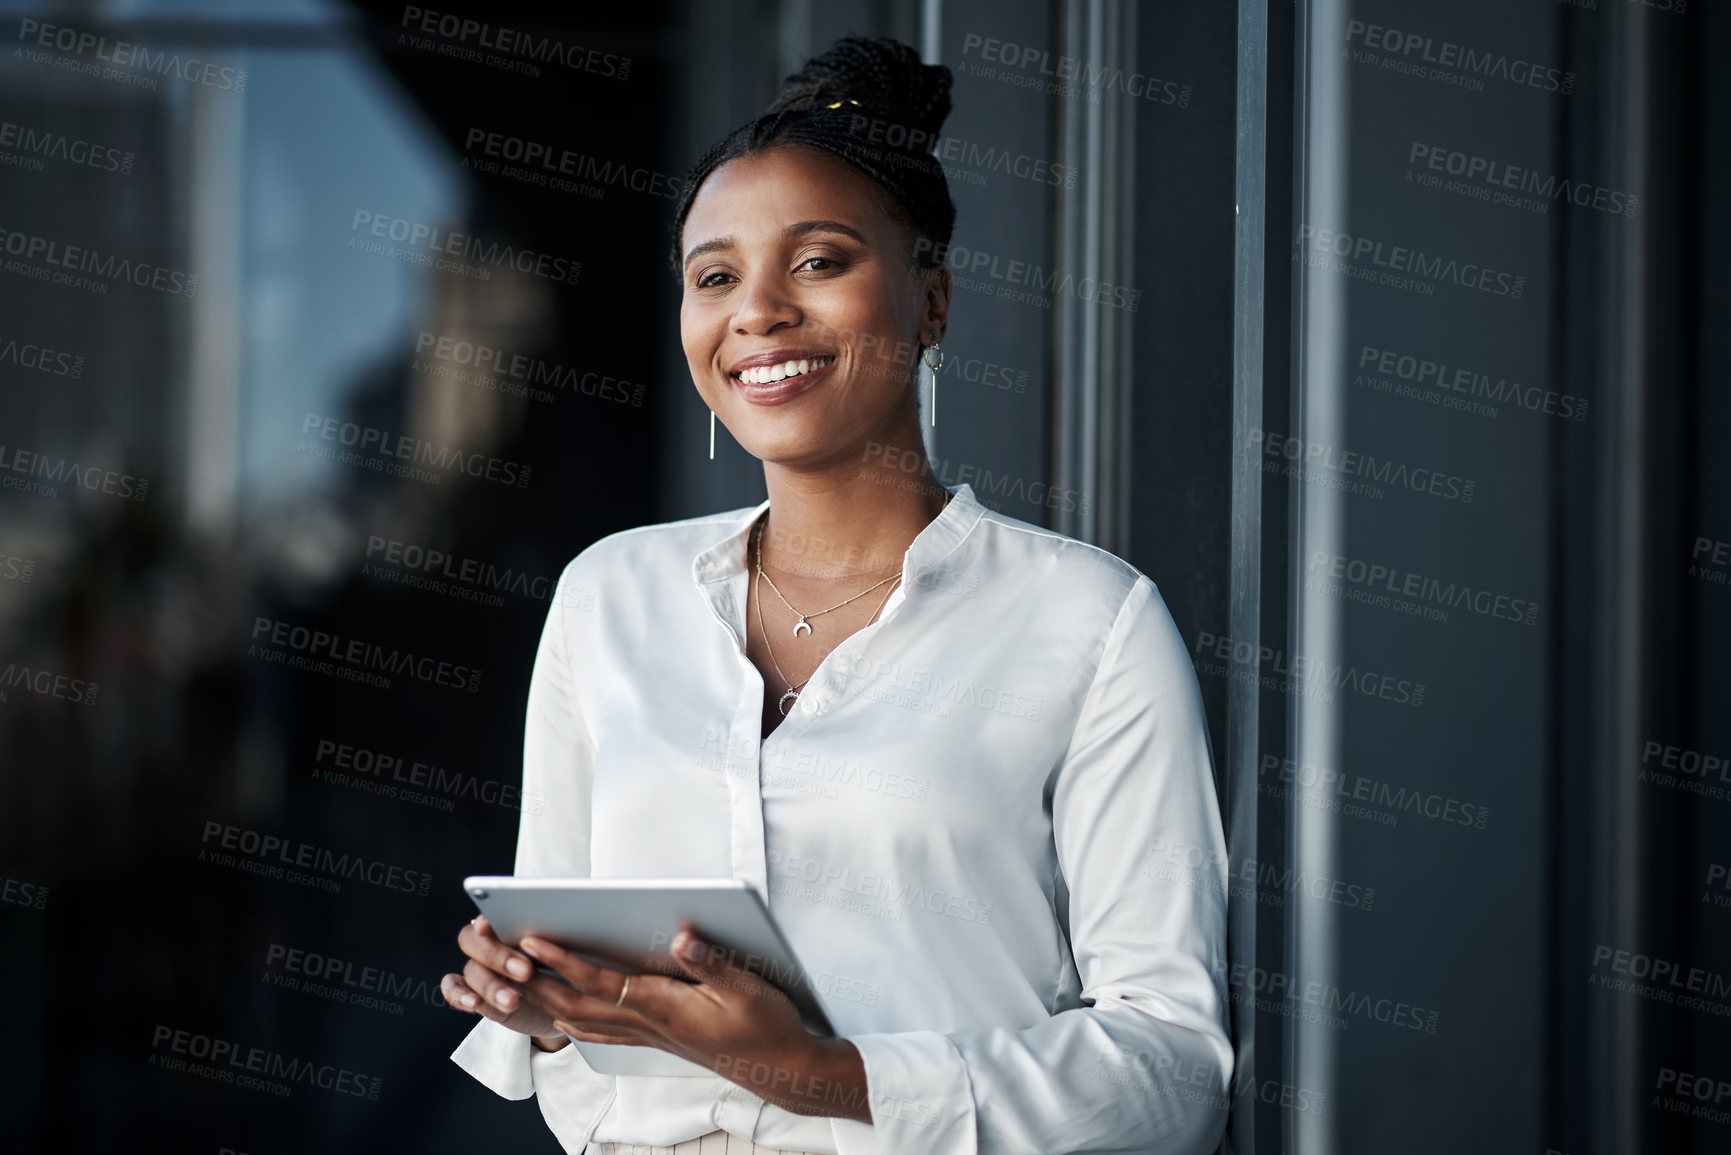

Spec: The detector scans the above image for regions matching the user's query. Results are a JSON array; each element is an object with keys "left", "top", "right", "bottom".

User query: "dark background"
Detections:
[{"left": 0, "top": 1, "right": 1724, "bottom": 1152}]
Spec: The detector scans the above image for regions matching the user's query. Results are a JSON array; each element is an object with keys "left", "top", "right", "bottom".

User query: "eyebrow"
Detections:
[{"left": 683, "top": 219, "right": 871, "bottom": 270}]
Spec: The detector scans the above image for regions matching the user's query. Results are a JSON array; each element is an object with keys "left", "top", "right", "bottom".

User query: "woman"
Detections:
[{"left": 441, "top": 36, "right": 1231, "bottom": 1155}]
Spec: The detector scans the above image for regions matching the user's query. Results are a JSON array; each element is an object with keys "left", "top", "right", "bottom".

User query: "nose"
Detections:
[{"left": 730, "top": 269, "right": 802, "bottom": 335}]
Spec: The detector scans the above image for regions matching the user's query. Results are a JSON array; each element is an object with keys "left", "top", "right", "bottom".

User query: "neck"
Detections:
[{"left": 758, "top": 428, "right": 949, "bottom": 581}]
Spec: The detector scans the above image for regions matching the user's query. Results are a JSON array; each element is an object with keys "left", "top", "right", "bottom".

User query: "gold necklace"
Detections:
[
  {"left": 754, "top": 490, "right": 953, "bottom": 637},
  {"left": 756, "top": 544, "right": 901, "bottom": 638},
  {"left": 754, "top": 520, "right": 903, "bottom": 716}
]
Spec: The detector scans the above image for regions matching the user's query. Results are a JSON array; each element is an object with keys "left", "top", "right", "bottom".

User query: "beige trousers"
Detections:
[{"left": 584, "top": 1129, "right": 826, "bottom": 1155}]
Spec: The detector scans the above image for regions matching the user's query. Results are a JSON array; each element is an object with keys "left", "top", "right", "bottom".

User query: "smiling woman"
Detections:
[{"left": 438, "top": 34, "right": 1230, "bottom": 1155}]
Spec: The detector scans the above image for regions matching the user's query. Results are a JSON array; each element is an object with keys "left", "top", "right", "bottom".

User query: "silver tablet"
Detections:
[{"left": 463, "top": 876, "right": 836, "bottom": 1078}]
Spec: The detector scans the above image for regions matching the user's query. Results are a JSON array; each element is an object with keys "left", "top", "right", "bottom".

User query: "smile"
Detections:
[{"left": 732, "top": 356, "right": 834, "bottom": 385}]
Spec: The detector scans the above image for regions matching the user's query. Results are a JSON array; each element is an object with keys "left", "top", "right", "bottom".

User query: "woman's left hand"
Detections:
[{"left": 514, "top": 921, "right": 868, "bottom": 1120}]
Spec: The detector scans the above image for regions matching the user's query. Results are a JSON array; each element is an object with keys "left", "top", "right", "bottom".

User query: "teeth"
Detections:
[{"left": 738, "top": 356, "right": 831, "bottom": 384}]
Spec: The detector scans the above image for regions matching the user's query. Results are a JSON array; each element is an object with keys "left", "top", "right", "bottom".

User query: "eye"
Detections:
[
  {"left": 797, "top": 254, "right": 846, "bottom": 274},
  {"left": 693, "top": 268, "right": 733, "bottom": 290}
]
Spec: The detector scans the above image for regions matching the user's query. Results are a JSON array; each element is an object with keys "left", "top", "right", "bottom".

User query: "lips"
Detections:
[{"left": 727, "top": 351, "right": 837, "bottom": 405}]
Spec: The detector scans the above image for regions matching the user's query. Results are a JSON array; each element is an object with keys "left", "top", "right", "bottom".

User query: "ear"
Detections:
[{"left": 919, "top": 264, "right": 953, "bottom": 346}]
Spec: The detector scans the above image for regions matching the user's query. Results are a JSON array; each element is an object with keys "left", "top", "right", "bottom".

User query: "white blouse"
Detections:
[{"left": 450, "top": 482, "right": 1233, "bottom": 1155}]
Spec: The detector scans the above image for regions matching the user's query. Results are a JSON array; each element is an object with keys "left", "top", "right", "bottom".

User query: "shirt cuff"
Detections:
[
  {"left": 450, "top": 1020, "right": 619, "bottom": 1150},
  {"left": 829, "top": 1032, "right": 977, "bottom": 1155},
  {"left": 450, "top": 1017, "right": 536, "bottom": 1100},
  {"left": 529, "top": 1038, "right": 619, "bottom": 1152}
]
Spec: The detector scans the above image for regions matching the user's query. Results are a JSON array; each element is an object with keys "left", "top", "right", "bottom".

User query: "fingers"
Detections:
[
  {"left": 519, "top": 936, "right": 622, "bottom": 1002},
  {"left": 559, "top": 1023, "right": 647, "bottom": 1047},
  {"left": 441, "top": 973, "right": 514, "bottom": 1025},
  {"left": 517, "top": 936, "right": 676, "bottom": 1030},
  {"left": 664, "top": 922, "right": 784, "bottom": 1004},
  {"left": 458, "top": 916, "right": 536, "bottom": 985},
  {"left": 464, "top": 957, "right": 528, "bottom": 1015}
]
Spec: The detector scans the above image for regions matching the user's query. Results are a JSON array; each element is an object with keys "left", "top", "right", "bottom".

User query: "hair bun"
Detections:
[{"left": 766, "top": 35, "right": 952, "bottom": 144}]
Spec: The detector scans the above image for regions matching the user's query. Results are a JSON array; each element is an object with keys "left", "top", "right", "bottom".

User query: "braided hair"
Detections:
[{"left": 668, "top": 36, "right": 956, "bottom": 278}]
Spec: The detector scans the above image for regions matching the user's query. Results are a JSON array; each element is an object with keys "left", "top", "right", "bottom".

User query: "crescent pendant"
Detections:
[
  {"left": 793, "top": 618, "right": 812, "bottom": 637},
  {"left": 778, "top": 689, "right": 800, "bottom": 715}
]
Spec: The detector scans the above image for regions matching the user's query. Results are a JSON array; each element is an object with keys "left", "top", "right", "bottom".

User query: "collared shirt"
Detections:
[{"left": 451, "top": 482, "right": 1232, "bottom": 1155}]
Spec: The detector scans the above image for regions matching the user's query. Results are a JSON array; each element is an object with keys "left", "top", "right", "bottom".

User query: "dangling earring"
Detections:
[
  {"left": 923, "top": 329, "right": 944, "bottom": 427},
  {"left": 709, "top": 409, "right": 715, "bottom": 460}
]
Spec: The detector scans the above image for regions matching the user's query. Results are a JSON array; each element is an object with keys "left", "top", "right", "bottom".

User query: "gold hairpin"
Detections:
[{"left": 824, "top": 99, "right": 862, "bottom": 109}]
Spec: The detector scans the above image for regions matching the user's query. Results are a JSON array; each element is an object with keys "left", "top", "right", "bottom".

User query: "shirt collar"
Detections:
[{"left": 691, "top": 481, "right": 984, "bottom": 588}]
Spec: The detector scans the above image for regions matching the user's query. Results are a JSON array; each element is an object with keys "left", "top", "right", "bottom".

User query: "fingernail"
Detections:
[
  {"left": 462, "top": 992, "right": 478, "bottom": 1009},
  {"left": 496, "top": 988, "right": 515, "bottom": 1008},
  {"left": 520, "top": 938, "right": 542, "bottom": 958},
  {"left": 507, "top": 957, "right": 531, "bottom": 980}
]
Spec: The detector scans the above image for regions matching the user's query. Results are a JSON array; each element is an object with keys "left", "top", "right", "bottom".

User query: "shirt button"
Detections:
[{"left": 801, "top": 695, "right": 819, "bottom": 715}]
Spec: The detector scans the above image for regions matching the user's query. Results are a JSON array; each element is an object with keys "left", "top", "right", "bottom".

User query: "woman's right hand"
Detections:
[{"left": 441, "top": 916, "right": 561, "bottom": 1039}]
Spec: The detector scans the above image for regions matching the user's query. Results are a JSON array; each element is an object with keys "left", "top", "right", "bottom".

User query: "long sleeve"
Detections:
[
  {"left": 449, "top": 561, "right": 620, "bottom": 1148},
  {"left": 829, "top": 576, "right": 1233, "bottom": 1155}
]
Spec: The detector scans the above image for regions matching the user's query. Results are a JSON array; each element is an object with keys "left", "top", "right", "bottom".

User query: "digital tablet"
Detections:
[{"left": 463, "top": 876, "right": 835, "bottom": 1078}]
